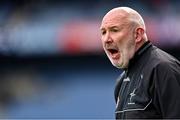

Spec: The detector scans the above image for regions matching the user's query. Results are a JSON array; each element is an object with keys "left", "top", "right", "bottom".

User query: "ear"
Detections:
[{"left": 134, "top": 27, "right": 144, "bottom": 43}]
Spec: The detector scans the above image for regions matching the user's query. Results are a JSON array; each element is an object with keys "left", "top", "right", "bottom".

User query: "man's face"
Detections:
[{"left": 100, "top": 12, "right": 136, "bottom": 69}]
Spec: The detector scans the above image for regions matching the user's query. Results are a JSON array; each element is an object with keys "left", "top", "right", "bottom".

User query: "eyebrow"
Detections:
[
  {"left": 100, "top": 27, "right": 104, "bottom": 31},
  {"left": 109, "top": 26, "right": 119, "bottom": 29},
  {"left": 100, "top": 26, "right": 119, "bottom": 31}
]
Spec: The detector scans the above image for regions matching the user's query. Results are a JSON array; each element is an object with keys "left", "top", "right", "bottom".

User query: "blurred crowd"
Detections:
[{"left": 0, "top": 0, "right": 180, "bottom": 55}]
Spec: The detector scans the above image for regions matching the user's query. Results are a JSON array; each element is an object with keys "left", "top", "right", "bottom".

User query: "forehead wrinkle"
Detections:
[
  {"left": 101, "top": 10, "right": 133, "bottom": 29},
  {"left": 101, "top": 14, "right": 129, "bottom": 30}
]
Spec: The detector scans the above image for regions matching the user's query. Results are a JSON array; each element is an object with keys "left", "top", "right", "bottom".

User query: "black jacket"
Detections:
[{"left": 114, "top": 41, "right": 180, "bottom": 119}]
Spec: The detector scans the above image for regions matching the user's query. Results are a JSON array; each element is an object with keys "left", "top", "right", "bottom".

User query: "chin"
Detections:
[
  {"left": 113, "top": 61, "right": 129, "bottom": 69},
  {"left": 112, "top": 62, "right": 123, "bottom": 69}
]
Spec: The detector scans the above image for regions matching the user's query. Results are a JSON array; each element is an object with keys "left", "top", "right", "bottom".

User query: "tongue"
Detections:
[{"left": 112, "top": 52, "right": 120, "bottom": 59}]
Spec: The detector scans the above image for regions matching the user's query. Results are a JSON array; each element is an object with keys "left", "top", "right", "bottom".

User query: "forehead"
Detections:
[{"left": 101, "top": 11, "right": 128, "bottom": 29}]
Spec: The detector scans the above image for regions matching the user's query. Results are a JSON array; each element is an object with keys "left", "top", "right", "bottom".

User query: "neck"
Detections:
[{"left": 135, "top": 39, "right": 148, "bottom": 52}]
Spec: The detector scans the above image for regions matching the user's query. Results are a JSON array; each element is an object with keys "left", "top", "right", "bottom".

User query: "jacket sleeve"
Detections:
[{"left": 153, "top": 61, "right": 180, "bottom": 118}]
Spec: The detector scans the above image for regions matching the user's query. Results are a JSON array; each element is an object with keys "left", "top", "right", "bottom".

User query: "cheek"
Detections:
[
  {"left": 118, "top": 33, "right": 133, "bottom": 47},
  {"left": 101, "top": 39, "right": 105, "bottom": 48},
  {"left": 113, "top": 32, "right": 128, "bottom": 44},
  {"left": 102, "top": 42, "right": 106, "bottom": 51}
]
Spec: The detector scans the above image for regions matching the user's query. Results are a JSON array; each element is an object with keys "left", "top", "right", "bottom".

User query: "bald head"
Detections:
[{"left": 102, "top": 7, "right": 146, "bottom": 31}]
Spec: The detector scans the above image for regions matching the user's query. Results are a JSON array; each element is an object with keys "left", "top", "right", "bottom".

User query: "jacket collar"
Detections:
[{"left": 127, "top": 41, "right": 152, "bottom": 70}]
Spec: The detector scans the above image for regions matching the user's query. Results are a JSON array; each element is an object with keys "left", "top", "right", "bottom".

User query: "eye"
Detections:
[
  {"left": 101, "top": 30, "right": 106, "bottom": 35},
  {"left": 111, "top": 29, "right": 118, "bottom": 32}
]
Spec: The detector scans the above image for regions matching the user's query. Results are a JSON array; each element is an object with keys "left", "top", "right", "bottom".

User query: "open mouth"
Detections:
[
  {"left": 107, "top": 48, "right": 120, "bottom": 59},
  {"left": 108, "top": 48, "right": 118, "bottom": 55}
]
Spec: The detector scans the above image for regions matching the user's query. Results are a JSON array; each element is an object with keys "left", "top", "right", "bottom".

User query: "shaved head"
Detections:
[
  {"left": 103, "top": 7, "right": 146, "bottom": 31},
  {"left": 102, "top": 7, "right": 146, "bottom": 30}
]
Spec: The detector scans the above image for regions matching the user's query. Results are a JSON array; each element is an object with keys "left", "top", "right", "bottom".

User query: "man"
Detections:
[{"left": 100, "top": 7, "right": 180, "bottom": 119}]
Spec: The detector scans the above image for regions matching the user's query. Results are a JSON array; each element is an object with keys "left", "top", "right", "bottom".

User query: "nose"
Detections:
[{"left": 103, "top": 32, "right": 113, "bottom": 43}]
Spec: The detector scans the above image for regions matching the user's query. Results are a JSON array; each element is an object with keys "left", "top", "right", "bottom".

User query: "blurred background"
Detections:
[{"left": 0, "top": 0, "right": 180, "bottom": 119}]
